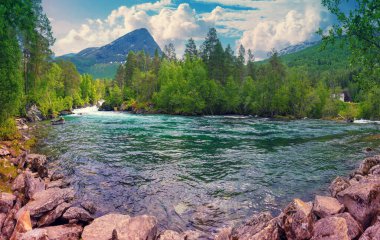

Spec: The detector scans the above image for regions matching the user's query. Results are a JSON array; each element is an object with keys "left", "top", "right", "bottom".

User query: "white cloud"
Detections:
[
  {"left": 53, "top": 0, "right": 212, "bottom": 56},
  {"left": 236, "top": 3, "right": 323, "bottom": 59},
  {"left": 52, "top": 0, "right": 328, "bottom": 59}
]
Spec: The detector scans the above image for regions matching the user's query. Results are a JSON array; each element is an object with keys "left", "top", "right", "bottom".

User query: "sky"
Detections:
[{"left": 42, "top": 0, "right": 347, "bottom": 59}]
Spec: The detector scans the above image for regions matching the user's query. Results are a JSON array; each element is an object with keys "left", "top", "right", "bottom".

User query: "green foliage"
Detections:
[{"left": 0, "top": 118, "right": 18, "bottom": 140}]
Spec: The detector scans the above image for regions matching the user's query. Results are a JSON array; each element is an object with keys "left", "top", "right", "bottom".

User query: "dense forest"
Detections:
[
  {"left": 0, "top": 0, "right": 379, "bottom": 140},
  {"left": 102, "top": 27, "right": 378, "bottom": 120},
  {"left": 0, "top": 0, "right": 106, "bottom": 139}
]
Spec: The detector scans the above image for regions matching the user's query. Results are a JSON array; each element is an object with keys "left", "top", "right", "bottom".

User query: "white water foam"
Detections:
[{"left": 354, "top": 119, "right": 380, "bottom": 124}]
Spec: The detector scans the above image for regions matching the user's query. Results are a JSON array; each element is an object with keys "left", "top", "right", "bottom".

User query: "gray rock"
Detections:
[
  {"left": 25, "top": 172, "right": 46, "bottom": 199},
  {"left": 26, "top": 104, "right": 43, "bottom": 122},
  {"left": 19, "top": 228, "right": 49, "bottom": 240},
  {"left": 311, "top": 216, "right": 349, "bottom": 240},
  {"left": 159, "top": 230, "right": 184, "bottom": 240},
  {"left": 117, "top": 215, "right": 158, "bottom": 240},
  {"left": 50, "top": 171, "right": 64, "bottom": 181},
  {"left": 26, "top": 154, "right": 47, "bottom": 173},
  {"left": 214, "top": 228, "right": 231, "bottom": 240},
  {"left": 80, "top": 200, "right": 97, "bottom": 214},
  {"left": 38, "top": 202, "right": 71, "bottom": 227},
  {"left": 42, "top": 224, "right": 83, "bottom": 240},
  {"left": 313, "top": 195, "right": 344, "bottom": 218},
  {"left": 1, "top": 209, "right": 16, "bottom": 239},
  {"left": 232, "top": 212, "right": 283, "bottom": 240},
  {"left": 82, "top": 213, "right": 131, "bottom": 240},
  {"left": 82, "top": 214, "right": 158, "bottom": 240},
  {"left": 357, "top": 155, "right": 380, "bottom": 175},
  {"left": 62, "top": 207, "right": 93, "bottom": 223},
  {"left": 17, "top": 188, "right": 75, "bottom": 218},
  {"left": 47, "top": 179, "right": 70, "bottom": 189},
  {"left": 329, "top": 176, "right": 350, "bottom": 197},
  {"left": 12, "top": 172, "right": 26, "bottom": 193},
  {"left": 0, "top": 148, "right": 10, "bottom": 156},
  {"left": 0, "top": 192, "right": 16, "bottom": 213},
  {"left": 282, "top": 199, "right": 314, "bottom": 240},
  {"left": 337, "top": 178, "right": 380, "bottom": 228},
  {"left": 0, "top": 212, "right": 6, "bottom": 230},
  {"left": 335, "top": 212, "right": 363, "bottom": 239}
]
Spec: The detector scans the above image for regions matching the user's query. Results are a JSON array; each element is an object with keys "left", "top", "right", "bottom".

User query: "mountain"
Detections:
[
  {"left": 57, "top": 28, "right": 162, "bottom": 79},
  {"left": 279, "top": 38, "right": 351, "bottom": 72},
  {"left": 278, "top": 41, "right": 320, "bottom": 56},
  {"left": 259, "top": 38, "right": 351, "bottom": 73}
]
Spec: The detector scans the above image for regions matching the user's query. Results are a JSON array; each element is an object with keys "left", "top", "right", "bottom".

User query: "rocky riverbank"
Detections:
[{"left": 1, "top": 119, "right": 380, "bottom": 239}]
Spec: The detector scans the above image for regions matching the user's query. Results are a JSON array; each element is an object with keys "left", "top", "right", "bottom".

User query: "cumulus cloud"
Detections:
[
  {"left": 236, "top": 4, "right": 322, "bottom": 59},
  {"left": 52, "top": 0, "right": 329, "bottom": 59},
  {"left": 53, "top": 0, "right": 212, "bottom": 56}
]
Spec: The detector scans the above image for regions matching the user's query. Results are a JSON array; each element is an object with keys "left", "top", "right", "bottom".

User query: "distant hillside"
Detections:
[
  {"left": 275, "top": 38, "right": 351, "bottom": 72},
  {"left": 57, "top": 28, "right": 162, "bottom": 79}
]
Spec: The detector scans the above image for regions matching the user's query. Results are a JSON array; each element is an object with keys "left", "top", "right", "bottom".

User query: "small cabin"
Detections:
[{"left": 332, "top": 90, "right": 352, "bottom": 102}]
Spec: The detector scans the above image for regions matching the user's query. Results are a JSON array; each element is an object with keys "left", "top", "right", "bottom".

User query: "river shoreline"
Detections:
[{"left": 1, "top": 118, "right": 380, "bottom": 239}]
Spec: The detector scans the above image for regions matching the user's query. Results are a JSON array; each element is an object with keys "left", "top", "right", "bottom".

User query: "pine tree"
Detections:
[{"left": 184, "top": 38, "right": 198, "bottom": 61}]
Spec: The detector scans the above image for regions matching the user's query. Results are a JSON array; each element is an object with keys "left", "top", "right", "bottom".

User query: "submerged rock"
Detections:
[
  {"left": 311, "top": 216, "right": 350, "bottom": 240},
  {"left": 282, "top": 198, "right": 314, "bottom": 240},
  {"left": 312, "top": 195, "right": 344, "bottom": 218}
]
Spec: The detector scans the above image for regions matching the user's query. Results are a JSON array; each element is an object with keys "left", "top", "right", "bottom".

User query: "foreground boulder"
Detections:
[
  {"left": 42, "top": 224, "right": 83, "bottom": 240},
  {"left": 10, "top": 210, "right": 32, "bottom": 240},
  {"left": 214, "top": 227, "right": 232, "bottom": 240},
  {"left": 336, "top": 179, "right": 380, "bottom": 228},
  {"left": 82, "top": 213, "right": 158, "bottom": 240},
  {"left": 19, "top": 228, "right": 48, "bottom": 240},
  {"left": 17, "top": 188, "right": 75, "bottom": 218},
  {"left": 158, "top": 230, "right": 184, "bottom": 240},
  {"left": 25, "top": 172, "right": 46, "bottom": 199},
  {"left": 62, "top": 206, "right": 93, "bottom": 223},
  {"left": 38, "top": 202, "right": 71, "bottom": 227},
  {"left": 311, "top": 216, "right": 350, "bottom": 240},
  {"left": 312, "top": 195, "right": 344, "bottom": 218},
  {"left": 232, "top": 212, "right": 284, "bottom": 240},
  {"left": 357, "top": 155, "right": 380, "bottom": 175},
  {"left": 0, "top": 192, "right": 16, "bottom": 213},
  {"left": 329, "top": 176, "right": 350, "bottom": 197},
  {"left": 335, "top": 212, "right": 363, "bottom": 239},
  {"left": 282, "top": 199, "right": 314, "bottom": 240},
  {"left": 359, "top": 220, "right": 380, "bottom": 240}
]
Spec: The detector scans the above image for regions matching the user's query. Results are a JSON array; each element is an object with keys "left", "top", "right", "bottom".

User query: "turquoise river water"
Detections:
[{"left": 33, "top": 109, "right": 380, "bottom": 233}]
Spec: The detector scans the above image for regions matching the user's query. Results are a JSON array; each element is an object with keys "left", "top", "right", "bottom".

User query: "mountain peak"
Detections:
[{"left": 56, "top": 28, "right": 162, "bottom": 78}]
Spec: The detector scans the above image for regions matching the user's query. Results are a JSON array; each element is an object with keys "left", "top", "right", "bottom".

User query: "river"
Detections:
[{"left": 32, "top": 107, "right": 380, "bottom": 233}]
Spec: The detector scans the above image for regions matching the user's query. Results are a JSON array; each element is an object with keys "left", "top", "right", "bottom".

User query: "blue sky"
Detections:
[{"left": 42, "top": 0, "right": 350, "bottom": 59}]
